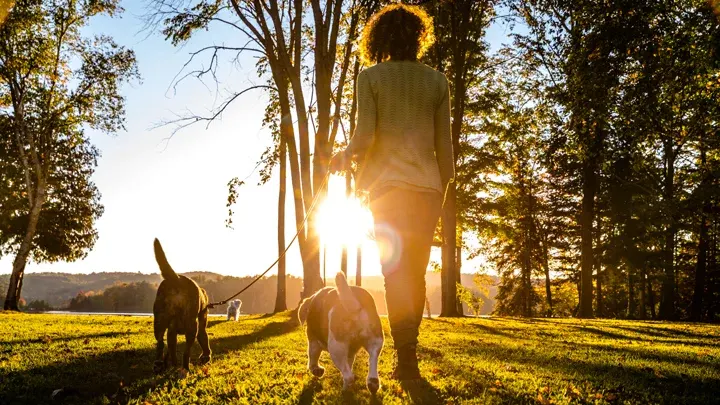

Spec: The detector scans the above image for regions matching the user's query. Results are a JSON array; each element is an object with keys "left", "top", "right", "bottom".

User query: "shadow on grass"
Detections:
[
  {"left": 206, "top": 318, "right": 227, "bottom": 329},
  {"left": 461, "top": 337, "right": 719, "bottom": 404},
  {"left": 212, "top": 320, "right": 299, "bottom": 357},
  {"left": 608, "top": 324, "right": 715, "bottom": 340},
  {"left": 0, "top": 317, "right": 299, "bottom": 405},
  {"left": 415, "top": 317, "right": 719, "bottom": 404},
  {"left": 297, "top": 378, "right": 322, "bottom": 405},
  {"left": 4, "top": 330, "right": 142, "bottom": 346},
  {"left": 570, "top": 325, "right": 634, "bottom": 340},
  {"left": 426, "top": 317, "right": 515, "bottom": 338},
  {"left": 401, "top": 379, "right": 442, "bottom": 405}
]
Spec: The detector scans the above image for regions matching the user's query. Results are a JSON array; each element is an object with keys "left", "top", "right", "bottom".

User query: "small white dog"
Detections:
[
  {"left": 298, "top": 272, "right": 384, "bottom": 393},
  {"left": 226, "top": 299, "right": 242, "bottom": 321}
]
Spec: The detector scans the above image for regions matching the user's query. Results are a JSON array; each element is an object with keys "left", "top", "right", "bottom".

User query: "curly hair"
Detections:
[{"left": 359, "top": 4, "right": 435, "bottom": 65}]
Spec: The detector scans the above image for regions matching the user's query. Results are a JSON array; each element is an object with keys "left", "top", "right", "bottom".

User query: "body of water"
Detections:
[{"left": 41, "top": 311, "right": 233, "bottom": 317}]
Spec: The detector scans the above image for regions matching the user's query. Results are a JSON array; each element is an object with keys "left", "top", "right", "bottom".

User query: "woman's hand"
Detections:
[{"left": 329, "top": 150, "right": 350, "bottom": 173}]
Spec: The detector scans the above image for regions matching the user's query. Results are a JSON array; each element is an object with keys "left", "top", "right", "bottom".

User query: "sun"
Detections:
[{"left": 315, "top": 175, "right": 374, "bottom": 246}]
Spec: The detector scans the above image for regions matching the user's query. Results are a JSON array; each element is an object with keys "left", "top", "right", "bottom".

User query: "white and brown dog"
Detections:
[
  {"left": 298, "top": 272, "right": 384, "bottom": 393},
  {"left": 226, "top": 299, "right": 241, "bottom": 321}
]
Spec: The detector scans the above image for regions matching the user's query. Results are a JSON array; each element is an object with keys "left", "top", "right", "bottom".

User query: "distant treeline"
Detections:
[{"left": 1, "top": 271, "right": 497, "bottom": 315}]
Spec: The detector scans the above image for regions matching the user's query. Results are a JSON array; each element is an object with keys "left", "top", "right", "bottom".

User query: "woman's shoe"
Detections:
[{"left": 391, "top": 344, "right": 422, "bottom": 381}]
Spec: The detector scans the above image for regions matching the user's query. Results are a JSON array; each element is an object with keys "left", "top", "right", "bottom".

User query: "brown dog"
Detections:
[
  {"left": 152, "top": 238, "right": 211, "bottom": 373},
  {"left": 298, "top": 272, "right": 384, "bottom": 393}
]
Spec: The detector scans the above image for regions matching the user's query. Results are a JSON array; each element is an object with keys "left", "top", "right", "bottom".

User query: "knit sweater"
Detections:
[{"left": 345, "top": 61, "right": 455, "bottom": 196}]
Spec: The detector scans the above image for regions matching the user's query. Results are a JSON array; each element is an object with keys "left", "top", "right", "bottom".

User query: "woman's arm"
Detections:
[
  {"left": 435, "top": 75, "right": 455, "bottom": 194},
  {"left": 345, "top": 70, "right": 376, "bottom": 162}
]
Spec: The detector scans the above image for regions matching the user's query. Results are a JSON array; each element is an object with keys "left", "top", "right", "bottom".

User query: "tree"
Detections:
[
  {"left": 423, "top": 0, "right": 497, "bottom": 317},
  {"left": 0, "top": 0, "right": 138, "bottom": 310},
  {"left": 151, "top": 0, "right": 365, "bottom": 299}
]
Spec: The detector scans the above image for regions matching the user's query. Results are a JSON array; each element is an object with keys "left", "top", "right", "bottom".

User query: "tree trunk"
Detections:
[
  {"left": 648, "top": 277, "right": 657, "bottom": 319},
  {"left": 639, "top": 263, "right": 647, "bottom": 319},
  {"left": 274, "top": 136, "right": 288, "bottom": 313},
  {"left": 425, "top": 296, "right": 432, "bottom": 319},
  {"left": 4, "top": 185, "right": 46, "bottom": 310},
  {"left": 659, "top": 141, "right": 676, "bottom": 320},
  {"left": 543, "top": 252, "right": 552, "bottom": 317},
  {"left": 456, "top": 245, "right": 463, "bottom": 315},
  {"left": 355, "top": 245, "right": 362, "bottom": 286},
  {"left": 275, "top": 79, "right": 312, "bottom": 305},
  {"left": 579, "top": 156, "right": 596, "bottom": 318},
  {"left": 691, "top": 142, "right": 709, "bottom": 321},
  {"left": 340, "top": 173, "right": 351, "bottom": 276},
  {"left": 440, "top": 192, "right": 460, "bottom": 317},
  {"left": 595, "top": 217, "right": 603, "bottom": 317},
  {"left": 627, "top": 271, "right": 636, "bottom": 319}
]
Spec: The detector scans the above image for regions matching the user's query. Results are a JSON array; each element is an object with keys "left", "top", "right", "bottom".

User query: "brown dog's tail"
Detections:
[
  {"left": 335, "top": 271, "right": 361, "bottom": 313},
  {"left": 298, "top": 298, "right": 311, "bottom": 326},
  {"left": 154, "top": 238, "right": 179, "bottom": 282}
]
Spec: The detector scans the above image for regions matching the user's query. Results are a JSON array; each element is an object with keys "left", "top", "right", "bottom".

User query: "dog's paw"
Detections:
[
  {"left": 310, "top": 367, "right": 325, "bottom": 378},
  {"left": 342, "top": 375, "right": 355, "bottom": 392},
  {"left": 153, "top": 361, "right": 165, "bottom": 374},
  {"left": 198, "top": 354, "right": 211, "bottom": 364},
  {"left": 366, "top": 378, "right": 380, "bottom": 394}
]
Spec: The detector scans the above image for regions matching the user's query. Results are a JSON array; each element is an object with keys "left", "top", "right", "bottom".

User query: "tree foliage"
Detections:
[
  {"left": 475, "top": 0, "right": 720, "bottom": 320},
  {"left": 0, "top": 0, "right": 139, "bottom": 309}
]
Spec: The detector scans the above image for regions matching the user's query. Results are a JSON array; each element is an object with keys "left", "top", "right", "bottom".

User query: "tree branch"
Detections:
[{"left": 154, "top": 84, "right": 276, "bottom": 140}]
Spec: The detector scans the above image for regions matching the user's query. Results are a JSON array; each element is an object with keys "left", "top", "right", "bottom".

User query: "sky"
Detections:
[{"left": 1, "top": 1, "right": 515, "bottom": 279}]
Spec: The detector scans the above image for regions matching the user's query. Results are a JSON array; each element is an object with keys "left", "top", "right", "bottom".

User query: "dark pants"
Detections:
[{"left": 369, "top": 187, "right": 442, "bottom": 349}]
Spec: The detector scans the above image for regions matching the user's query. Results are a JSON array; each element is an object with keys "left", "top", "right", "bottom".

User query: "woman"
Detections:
[{"left": 330, "top": 4, "right": 454, "bottom": 381}]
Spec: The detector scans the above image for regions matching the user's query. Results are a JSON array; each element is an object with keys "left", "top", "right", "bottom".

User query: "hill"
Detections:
[{"left": 0, "top": 271, "right": 498, "bottom": 315}]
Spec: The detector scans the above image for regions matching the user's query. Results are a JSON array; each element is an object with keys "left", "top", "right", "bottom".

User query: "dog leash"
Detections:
[{"left": 207, "top": 170, "right": 332, "bottom": 309}]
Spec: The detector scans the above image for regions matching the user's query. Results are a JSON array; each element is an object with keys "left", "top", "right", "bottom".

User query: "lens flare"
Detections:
[
  {"left": 372, "top": 222, "right": 402, "bottom": 275},
  {"left": 315, "top": 176, "right": 374, "bottom": 247}
]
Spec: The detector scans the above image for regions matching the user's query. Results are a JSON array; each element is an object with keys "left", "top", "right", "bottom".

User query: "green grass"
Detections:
[{"left": 1, "top": 312, "right": 719, "bottom": 404}]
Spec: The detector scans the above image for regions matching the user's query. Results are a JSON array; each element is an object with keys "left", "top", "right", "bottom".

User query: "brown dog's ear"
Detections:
[{"left": 297, "top": 298, "right": 312, "bottom": 326}]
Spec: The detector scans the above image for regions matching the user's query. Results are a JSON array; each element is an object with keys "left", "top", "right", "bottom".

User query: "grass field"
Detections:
[{"left": 1, "top": 312, "right": 719, "bottom": 404}]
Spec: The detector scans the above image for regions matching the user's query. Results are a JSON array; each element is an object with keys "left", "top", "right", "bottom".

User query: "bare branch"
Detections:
[{"left": 153, "top": 84, "right": 276, "bottom": 141}]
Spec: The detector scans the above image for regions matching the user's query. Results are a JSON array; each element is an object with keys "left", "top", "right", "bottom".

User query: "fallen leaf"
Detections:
[
  {"left": 536, "top": 393, "right": 552, "bottom": 404},
  {"left": 504, "top": 364, "right": 518, "bottom": 373},
  {"left": 606, "top": 392, "right": 618, "bottom": 401},
  {"left": 494, "top": 379, "right": 504, "bottom": 388},
  {"left": 564, "top": 385, "right": 581, "bottom": 399}
]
